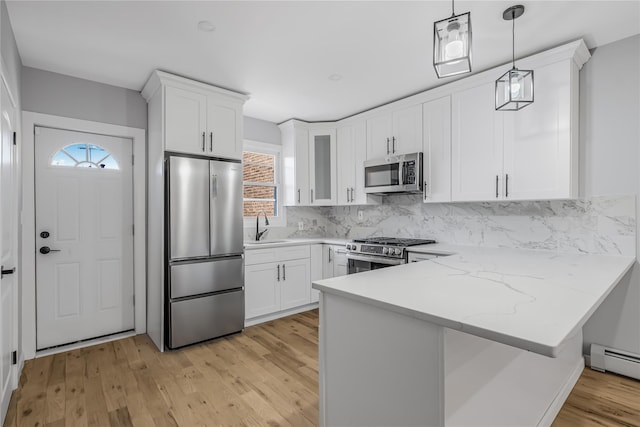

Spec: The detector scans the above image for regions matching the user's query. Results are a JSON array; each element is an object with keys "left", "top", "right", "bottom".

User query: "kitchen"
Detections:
[{"left": 1, "top": 1, "right": 639, "bottom": 426}]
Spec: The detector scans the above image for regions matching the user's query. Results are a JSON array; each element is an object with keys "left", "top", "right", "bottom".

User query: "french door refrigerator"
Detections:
[{"left": 166, "top": 154, "right": 244, "bottom": 349}]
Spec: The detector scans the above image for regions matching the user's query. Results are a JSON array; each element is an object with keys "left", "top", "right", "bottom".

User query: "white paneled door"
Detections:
[
  {"left": 35, "top": 127, "right": 134, "bottom": 350},
  {"left": 0, "top": 79, "right": 18, "bottom": 423}
]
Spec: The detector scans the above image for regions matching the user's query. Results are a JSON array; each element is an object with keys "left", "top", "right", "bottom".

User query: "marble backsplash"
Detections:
[{"left": 246, "top": 195, "right": 636, "bottom": 257}]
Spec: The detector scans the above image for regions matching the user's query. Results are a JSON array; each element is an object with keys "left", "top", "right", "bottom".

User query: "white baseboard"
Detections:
[
  {"left": 245, "top": 303, "right": 318, "bottom": 327},
  {"left": 538, "top": 357, "right": 584, "bottom": 427},
  {"left": 35, "top": 330, "right": 137, "bottom": 358}
]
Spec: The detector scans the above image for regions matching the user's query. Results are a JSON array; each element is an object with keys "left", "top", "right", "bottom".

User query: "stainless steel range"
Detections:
[{"left": 345, "top": 237, "right": 436, "bottom": 274}]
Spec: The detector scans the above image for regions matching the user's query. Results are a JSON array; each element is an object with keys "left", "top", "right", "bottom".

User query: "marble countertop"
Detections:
[
  {"left": 244, "top": 237, "right": 347, "bottom": 249},
  {"left": 312, "top": 243, "right": 635, "bottom": 357}
]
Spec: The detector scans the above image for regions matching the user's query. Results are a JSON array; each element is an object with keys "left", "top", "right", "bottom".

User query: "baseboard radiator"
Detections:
[{"left": 590, "top": 344, "right": 640, "bottom": 380}]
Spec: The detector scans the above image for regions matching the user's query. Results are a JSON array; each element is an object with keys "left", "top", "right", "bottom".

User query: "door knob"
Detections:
[
  {"left": 39, "top": 246, "right": 61, "bottom": 254},
  {"left": 1, "top": 266, "right": 15, "bottom": 279},
  {"left": 40, "top": 231, "right": 50, "bottom": 238}
]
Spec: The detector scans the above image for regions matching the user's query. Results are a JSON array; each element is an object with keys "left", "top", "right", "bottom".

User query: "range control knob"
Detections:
[
  {"left": 394, "top": 248, "right": 402, "bottom": 256},
  {"left": 382, "top": 247, "right": 389, "bottom": 255}
]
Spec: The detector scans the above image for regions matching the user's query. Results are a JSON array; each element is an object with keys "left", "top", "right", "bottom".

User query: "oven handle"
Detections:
[{"left": 346, "top": 253, "right": 405, "bottom": 266}]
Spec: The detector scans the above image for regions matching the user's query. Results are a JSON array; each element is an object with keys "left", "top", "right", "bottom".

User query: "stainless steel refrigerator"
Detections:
[{"left": 166, "top": 155, "right": 244, "bottom": 349}]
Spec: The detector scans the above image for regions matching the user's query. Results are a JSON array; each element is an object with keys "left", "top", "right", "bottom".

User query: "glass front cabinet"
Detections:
[{"left": 308, "top": 128, "right": 337, "bottom": 205}]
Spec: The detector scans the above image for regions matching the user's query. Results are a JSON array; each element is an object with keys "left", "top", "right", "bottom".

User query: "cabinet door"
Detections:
[
  {"left": 333, "top": 247, "right": 348, "bottom": 277},
  {"left": 336, "top": 126, "right": 355, "bottom": 205},
  {"left": 309, "top": 129, "right": 337, "bottom": 205},
  {"left": 294, "top": 127, "right": 310, "bottom": 205},
  {"left": 451, "top": 83, "right": 504, "bottom": 201},
  {"left": 503, "top": 61, "right": 574, "bottom": 200},
  {"left": 165, "top": 86, "right": 207, "bottom": 155},
  {"left": 310, "top": 244, "right": 323, "bottom": 303},
  {"left": 423, "top": 96, "right": 452, "bottom": 203},
  {"left": 351, "top": 122, "right": 369, "bottom": 204},
  {"left": 392, "top": 104, "right": 423, "bottom": 155},
  {"left": 280, "top": 258, "right": 311, "bottom": 310},
  {"left": 207, "top": 100, "right": 242, "bottom": 159},
  {"left": 322, "top": 245, "right": 335, "bottom": 279},
  {"left": 245, "top": 262, "right": 279, "bottom": 319},
  {"left": 367, "top": 114, "right": 393, "bottom": 159}
]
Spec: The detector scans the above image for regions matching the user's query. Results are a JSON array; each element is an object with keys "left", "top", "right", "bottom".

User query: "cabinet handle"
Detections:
[
  {"left": 495, "top": 175, "right": 499, "bottom": 198},
  {"left": 392, "top": 136, "right": 396, "bottom": 153},
  {"left": 310, "top": 189, "right": 314, "bottom": 203},
  {"left": 328, "top": 247, "right": 332, "bottom": 263},
  {"left": 297, "top": 189, "right": 301, "bottom": 204},
  {"left": 505, "top": 174, "right": 509, "bottom": 198},
  {"left": 282, "top": 264, "right": 286, "bottom": 281},
  {"left": 346, "top": 188, "right": 350, "bottom": 203},
  {"left": 386, "top": 137, "right": 390, "bottom": 155},
  {"left": 424, "top": 181, "right": 428, "bottom": 200},
  {"left": 209, "top": 132, "right": 213, "bottom": 152},
  {"left": 277, "top": 264, "right": 280, "bottom": 281},
  {"left": 350, "top": 187, "right": 354, "bottom": 202},
  {"left": 202, "top": 132, "right": 206, "bottom": 152}
]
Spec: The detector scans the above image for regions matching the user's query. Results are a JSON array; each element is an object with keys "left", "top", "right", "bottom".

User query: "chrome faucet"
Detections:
[{"left": 255, "top": 210, "right": 270, "bottom": 241}]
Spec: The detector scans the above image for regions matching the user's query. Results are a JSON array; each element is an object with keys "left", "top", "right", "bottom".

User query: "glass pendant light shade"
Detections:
[
  {"left": 495, "top": 68, "right": 534, "bottom": 110},
  {"left": 495, "top": 5, "right": 533, "bottom": 111},
  {"left": 433, "top": 11, "right": 472, "bottom": 78}
]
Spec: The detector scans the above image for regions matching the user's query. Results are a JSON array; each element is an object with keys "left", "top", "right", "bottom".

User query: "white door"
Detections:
[
  {"left": 35, "top": 126, "right": 134, "bottom": 350},
  {"left": 245, "top": 262, "right": 279, "bottom": 319},
  {"left": 280, "top": 258, "right": 310, "bottom": 310},
  {"left": 0, "top": 79, "right": 17, "bottom": 422},
  {"left": 207, "top": 100, "right": 241, "bottom": 159},
  {"left": 367, "top": 114, "right": 393, "bottom": 159},
  {"left": 392, "top": 104, "right": 423, "bottom": 155}
]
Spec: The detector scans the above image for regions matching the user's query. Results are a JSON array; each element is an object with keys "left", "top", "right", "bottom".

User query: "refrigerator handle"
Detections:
[{"left": 211, "top": 175, "right": 218, "bottom": 199}]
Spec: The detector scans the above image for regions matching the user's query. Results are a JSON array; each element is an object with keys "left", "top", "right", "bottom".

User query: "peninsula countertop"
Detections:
[{"left": 312, "top": 244, "right": 635, "bottom": 357}]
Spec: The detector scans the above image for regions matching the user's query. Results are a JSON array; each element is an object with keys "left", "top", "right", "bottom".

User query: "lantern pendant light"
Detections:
[
  {"left": 495, "top": 5, "right": 534, "bottom": 111},
  {"left": 433, "top": 0, "right": 472, "bottom": 78}
]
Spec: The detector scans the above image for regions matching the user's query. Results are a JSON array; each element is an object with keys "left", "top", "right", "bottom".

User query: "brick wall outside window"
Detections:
[{"left": 243, "top": 151, "right": 278, "bottom": 217}]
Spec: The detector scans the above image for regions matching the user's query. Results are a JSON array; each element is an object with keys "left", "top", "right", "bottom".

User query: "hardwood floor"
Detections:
[{"left": 4, "top": 309, "right": 639, "bottom": 426}]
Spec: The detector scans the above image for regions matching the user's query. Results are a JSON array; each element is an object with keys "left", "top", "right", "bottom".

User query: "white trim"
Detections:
[
  {"left": 21, "top": 111, "right": 146, "bottom": 360},
  {"left": 242, "top": 139, "right": 286, "bottom": 228},
  {"left": 34, "top": 330, "right": 136, "bottom": 358},
  {"left": 537, "top": 357, "right": 584, "bottom": 426}
]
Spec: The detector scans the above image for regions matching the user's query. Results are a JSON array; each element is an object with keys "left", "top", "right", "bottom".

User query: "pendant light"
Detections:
[
  {"left": 433, "top": 0, "right": 472, "bottom": 78},
  {"left": 495, "top": 5, "right": 533, "bottom": 111}
]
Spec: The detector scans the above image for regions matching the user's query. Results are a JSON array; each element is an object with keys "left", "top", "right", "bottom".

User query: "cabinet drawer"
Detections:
[{"left": 245, "top": 244, "right": 310, "bottom": 265}]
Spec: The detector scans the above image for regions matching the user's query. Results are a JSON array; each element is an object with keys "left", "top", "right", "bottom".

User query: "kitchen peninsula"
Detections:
[{"left": 313, "top": 244, "right": 634, "bottom": 426}]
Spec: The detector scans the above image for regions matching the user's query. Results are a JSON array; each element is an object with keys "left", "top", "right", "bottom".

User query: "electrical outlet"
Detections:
[
  {"left": 358, "top": 210, "right": 364, "bottom": 221},
  {"left": 298, "top": 221, "right": 304, "bottom": 231}
]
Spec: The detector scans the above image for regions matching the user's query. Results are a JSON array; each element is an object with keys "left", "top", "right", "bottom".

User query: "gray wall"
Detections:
[
  {"left": 581, "top": 34, "right": 640, "bottom": 356},
  {"left": 21, "top": 66, "right": 147, "bottom": 129},
  {"left": 244, "top": 116, "right": 280, "bottom": 145}
]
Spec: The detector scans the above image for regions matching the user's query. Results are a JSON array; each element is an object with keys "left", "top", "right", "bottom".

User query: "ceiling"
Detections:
[{"left": 6, "top": 1, "right": 640, "bottom": 124}]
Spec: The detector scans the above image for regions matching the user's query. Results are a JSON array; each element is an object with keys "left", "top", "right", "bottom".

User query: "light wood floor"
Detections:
[{"left": 4, "top": 309, "right": 639, "bottom": 427}]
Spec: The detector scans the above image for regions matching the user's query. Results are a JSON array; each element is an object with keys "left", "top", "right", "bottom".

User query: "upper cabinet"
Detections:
[
  {"left": 423, "top": 96, "right": 452, "bottom": 203},
  {"left": 309, "top": 128, "right": 337, "bottom": 205},
  {"left": 367, "top": 104, "right": 423, "bottom": 159},
  {"left": 143, "top": 71, "right": 247, "bottom": 160},
  {"left": 280, "top": 121, "right": 310, "bottom": 206}
]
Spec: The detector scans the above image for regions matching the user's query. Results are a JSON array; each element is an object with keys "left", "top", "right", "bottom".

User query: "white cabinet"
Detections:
[
  {"left": 309, "top": 128, "right": 337, "bottom": 205},
  {"left": 451, "top": 57, "right": 579, "bottom": 202},
  {"left": 451, "top": 82, "right": 505, "bottom": 202},
  {"left": 280, "top": 120, "right": 310, "bottom": 206},
  {"left": 337, "top": 121, "right": 381, "bottom": 205},
  {"left": 322, "top": 244, "right": 348, "bottom": 279},
  {"left": 422, "top": 96, "right": 452, "bottom": 203},
  {"left": 367, "top": 104, "right": 423, "bottom": 159},
  {"left": 244, "top": 245, "right": 312, "bottom": 322},
  {"left": 162, "top": 78, "right": 244, "bottom": 159}
]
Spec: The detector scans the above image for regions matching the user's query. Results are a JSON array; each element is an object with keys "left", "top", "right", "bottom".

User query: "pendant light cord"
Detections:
[
  {"left": 451, "top": 0, "right": 455, "bottom": 16},
  {"left": 511, "top": 10, "right": 516, "bottom": 69}
]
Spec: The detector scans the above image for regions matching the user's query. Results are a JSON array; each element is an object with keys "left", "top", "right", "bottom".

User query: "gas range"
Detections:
[{"left": 345, "top": 237, "right": 436, "bottom": 260}]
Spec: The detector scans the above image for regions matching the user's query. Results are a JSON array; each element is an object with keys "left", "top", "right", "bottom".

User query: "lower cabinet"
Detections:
[
  {"left": 312, "top": 244, "right": 348, "bottom": 303},
  {"left": 245, "top": 245, "right": 312, "bottom": 322}
]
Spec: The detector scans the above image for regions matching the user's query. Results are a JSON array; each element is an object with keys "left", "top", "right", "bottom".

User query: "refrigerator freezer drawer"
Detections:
[
  {"left": 170, "top": 256, "right": 244, "bottom": 299},
  {"left": 168, "top": 290, "right": 244, "bottom": 349}
]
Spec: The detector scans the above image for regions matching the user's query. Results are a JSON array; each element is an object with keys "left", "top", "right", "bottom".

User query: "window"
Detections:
[
  {"left": 51, "top": 143, "right": 119, "bottom": 170},
  {"left": 243, "top": 141, "right": 284, "bottom": 226}
]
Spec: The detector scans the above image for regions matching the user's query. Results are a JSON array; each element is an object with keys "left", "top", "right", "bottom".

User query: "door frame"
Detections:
[{"left": 22, "top": 111, "right": 146, "bottom": 359}]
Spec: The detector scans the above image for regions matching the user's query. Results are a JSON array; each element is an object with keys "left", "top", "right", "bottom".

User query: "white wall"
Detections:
[
  {"left": 581, "top": 34, "right": 640, "bottom": 355},
  {"left": 21, "top": 66, "right": 147, "bottom": 129},
  {"left": 244, "top": 116, "right": 280, "bottom": 145}
]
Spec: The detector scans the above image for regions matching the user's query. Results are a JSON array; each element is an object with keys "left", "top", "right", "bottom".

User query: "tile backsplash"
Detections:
[{"left": 246, "top": 195, "right": 636, "bottom": 257}]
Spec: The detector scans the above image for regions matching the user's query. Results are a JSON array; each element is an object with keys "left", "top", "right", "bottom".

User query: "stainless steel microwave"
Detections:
[{"left": 363, "top": 152, "right": 423, "bottom": 194}]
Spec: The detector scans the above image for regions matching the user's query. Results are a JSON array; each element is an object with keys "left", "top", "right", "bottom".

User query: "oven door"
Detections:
[{"left": 346, "top": 253, "right": 405, "bottom": 274}]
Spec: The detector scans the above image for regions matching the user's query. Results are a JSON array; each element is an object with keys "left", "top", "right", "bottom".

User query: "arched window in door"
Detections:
[{"left": 51, "top": 143, "right": 119, "bottom": 170}]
